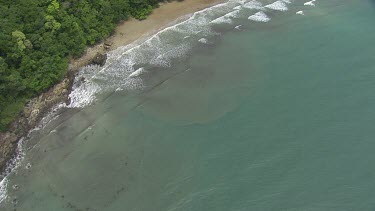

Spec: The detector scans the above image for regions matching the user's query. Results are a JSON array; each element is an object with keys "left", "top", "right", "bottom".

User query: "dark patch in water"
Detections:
[{"left": 369, "top": 0, "right": 375, "bottom": 9}]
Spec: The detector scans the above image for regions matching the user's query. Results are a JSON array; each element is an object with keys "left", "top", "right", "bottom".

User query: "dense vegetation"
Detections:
[{"left": 0, "top": 0, "right": 164, "bottom": 131}]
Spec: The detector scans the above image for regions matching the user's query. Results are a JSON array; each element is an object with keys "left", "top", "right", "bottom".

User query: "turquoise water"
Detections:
[{"left": 2, "top": 0, "right": 375, "bottom": 210}]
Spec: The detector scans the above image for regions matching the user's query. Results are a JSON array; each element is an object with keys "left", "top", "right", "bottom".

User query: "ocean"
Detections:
[{"left": 1, "top": 0, "right": 375, "bottom": 210}]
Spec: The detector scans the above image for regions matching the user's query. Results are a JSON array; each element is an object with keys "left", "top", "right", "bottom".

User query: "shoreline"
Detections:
[
  {"left": 0, "top": 0, "right": 224, "bottom": 178},
  {"left": 69, "top": 0, "right": 224, "bottom": 71}
]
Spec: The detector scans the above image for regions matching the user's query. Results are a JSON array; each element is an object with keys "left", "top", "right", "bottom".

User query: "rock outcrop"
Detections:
[
  {"left": 0, "top": 35, "right": 109, "bottom": 177},
  {"left": 0, "top": 73, "right": 74, "bottom": 175},
  {"left": 91, "top": 52, "right": 107, "bottom": 66}
]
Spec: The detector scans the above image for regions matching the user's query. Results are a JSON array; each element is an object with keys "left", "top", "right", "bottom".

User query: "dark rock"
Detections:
[
  {"left": 25, "top": 163, "right": 32, "bottom": 169},
  {"left": 0, "top": 55, "right": 77, "bottom": 178},
  {"left": 104, "top": 41, "right": 112, "bottom": 50},
  {"left": 104, "top": 41, "right": 112, "bottom": 47},
  {"left": 91, "top": 52, "right": 107, "bottom": 66},
  {"left": 12, "top": 197, "right": 18, "bottom": 205}
]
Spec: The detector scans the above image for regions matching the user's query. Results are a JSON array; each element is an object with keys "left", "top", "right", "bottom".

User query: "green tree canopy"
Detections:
[{"left": 0, "top": 0, "right": 167, "bottom": 131}]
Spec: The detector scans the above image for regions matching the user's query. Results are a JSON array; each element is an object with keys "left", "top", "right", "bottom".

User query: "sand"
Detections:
[
  {"left": 0, "top": 0, "right": 225, "bottom": 179},
  {"left": 69, "top": 0, "right": 224, "bottom": 71}
]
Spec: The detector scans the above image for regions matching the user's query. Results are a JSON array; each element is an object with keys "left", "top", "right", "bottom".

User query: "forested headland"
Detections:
[{"left": 0, "top": 0, "right": 166, "bottom": 131}]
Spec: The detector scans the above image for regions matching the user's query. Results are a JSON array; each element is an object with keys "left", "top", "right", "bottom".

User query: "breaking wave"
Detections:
[
  {"left": 0, "top": 103, "right": 65, "bottom": 205},
  {"left": 0, "top": 0, "right": 324, "bottom": 206},
  {"left": 67, "top": 0, "right": 297, "bottom": 108},
  {"left": 0, "top": 138, "right": 25, "bottom": 205},
  {"left": 211, "top": 10, "right": 241, "bottom": 24},
  {"left": 248, "top": 11, "right": 271, "bottom": 22},
  {"left": 304, "top": 0, "right": 316, "bottom": 6},
  {"left": 265, "top": 0, "right": 289, "bottom": 11},
  {"left": 0, "top": 178, "right": 7, "bottom": 204},
  {"left": 239, "top": 0, "right": 264, "bottom": 10}
]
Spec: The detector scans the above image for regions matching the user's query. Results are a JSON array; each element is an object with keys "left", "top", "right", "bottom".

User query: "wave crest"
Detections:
[
  {"left": 265, "top": 0, "right": 289, "bottom": 11},
  {"left": 248, "top": 11, "right": 271, "bottom": 22}
]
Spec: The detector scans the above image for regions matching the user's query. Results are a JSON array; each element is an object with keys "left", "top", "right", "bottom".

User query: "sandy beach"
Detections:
[
  {"left": 0, "top": 0, "right": 225, "bottom": 178},
  {"left": 4, "top": 1, "right": 375, "bottom": 210},
  {"left": 70, "top": 0, "right": 224, "bottom": 71},
  {"left": 0, "top": 0, "right": 228, "bottom": 180}
]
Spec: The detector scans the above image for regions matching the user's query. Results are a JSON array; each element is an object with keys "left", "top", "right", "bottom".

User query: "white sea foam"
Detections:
[
  {"left": 0, "top": 0, "right": 308, "bottom": 206},
  {"left": 237, "top": 0, "right": 248, "bottom": 4},
  {"left": 210, "top": 10, "right": 240, "bottom": 24},
  {"left": 235, "top": 25, "right": 242, "bottom": 30},
  {"left": 248, "top": 11, "right": 271, "bottom": 22},
  {"left": 65, "top": 0, "right": 297, "bottom": 108},
  {"left": 296, "top": 10, "right": 305, "bottom": 15},
  {"left": 304, "top": 0, "right": 316, "bottom": 6},
  {"left": 49, "top": 129, "right": 57, "bottom": 134},
  {"left": 265, "top": 0, "right": 288, "bottom": 11},
  {"left": 68, "top": 80, "right": 102, "bottom": 108},
  {"left": 128, "top": 67, "right": 146, "bottom": 78},
  {"left": 0, "top": 98, "right": 72, "bottom": 205},
  {"left": 242, "top": 0, "right": 264, "bottom": 10},
  {"left": 221, "top": 9, "right": 240, "bottom": 18},
  {"left": 37, "top": 103, "right": 65, "bottom": 130},
  {"left": 0, "top": 178, "right": 8, "bottom": 204},
  {"left": 0, "top": 138, "right": 26, "bottom": 180},
  {"left": 66, "top": 0, "right": 247, "bottom": 108},
  {"left": 0, "top": 136, "right": 27, "bottom": 205},
  {"left": 198, "top": 38, "right": 208, "bottom": 43},
  {"left": 210, "top": 16, "right": 232, "bottom": 24}
]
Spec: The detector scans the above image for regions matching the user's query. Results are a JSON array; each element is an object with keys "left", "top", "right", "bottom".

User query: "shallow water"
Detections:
[{"left": 2, "top": 0, "right": 375, "bottom": 210}]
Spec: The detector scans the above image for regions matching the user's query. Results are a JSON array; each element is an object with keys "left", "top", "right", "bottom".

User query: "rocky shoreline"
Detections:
[
  {"left": 0, "top": 0, "right": 223, "bottom": 179},
  {"left": 0, "top": 74, "right": 73, "bottom": 177},
  {"left": 0, "top": 47, "right": 109, "bottom": 177}
]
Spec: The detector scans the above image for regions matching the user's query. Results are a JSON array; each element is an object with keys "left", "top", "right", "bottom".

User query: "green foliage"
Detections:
[
  {"left": 44, "top": 15, "right": 61, "bottom": 32},
  {"left": 131, "top": 5, "right": 153, "bottom": 20},
  {"left": 11, "top": 30, "right": 32, "bottom": 55},
  {"left": 0, "top": 0, "right": 166, "bottom": 131},
  {"left": 47, "top": 0, "right": 60, "bottom": 14}
]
